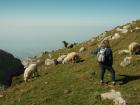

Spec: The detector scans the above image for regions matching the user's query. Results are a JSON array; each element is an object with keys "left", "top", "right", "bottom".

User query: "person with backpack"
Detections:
[{"left": 91, "top": 39, "right": 116, "bottom": 85}]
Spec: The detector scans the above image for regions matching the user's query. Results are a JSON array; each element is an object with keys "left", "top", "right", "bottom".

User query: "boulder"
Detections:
[
  {"left": 0, "top": 49, "right": 24, "bottom": 89},
  {"left": 120, "top": 57, "right": 132, "bottom": 67},
  {"left": 79, "top": 47, "right": 86, "bottom": 53},
  {"left": 101, "top": 90, "right": 126, "bottom": 105}
]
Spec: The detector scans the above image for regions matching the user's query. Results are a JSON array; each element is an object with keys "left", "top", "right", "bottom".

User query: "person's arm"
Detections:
[
  {"left": 91, "top": 47, "right": 100, "bottom": 55},
  {"left": 108, "top": 49, "right": 113, "bottom": 65}
]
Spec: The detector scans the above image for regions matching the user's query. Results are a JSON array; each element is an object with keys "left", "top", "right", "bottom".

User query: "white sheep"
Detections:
[
  {"left": 128, "top": 42, "right": 140, "bottom": 55},
  {"left": 45, "top": 58, "right": 57, "bottom": 66},
  {"left": 62, "top": 52, "right": 80, "bottom": 64},
  {"left": 57, "top": 55, "right": 67, "bottom": 64},
  {"left": 116, "top": 28, "right": 128, "bottom": 33},
  {"left": 24, "top": 63, "right": 38, "bottom": 82},
  {"left": 101, "top": 90, "right": 126, "bottom": 105}
]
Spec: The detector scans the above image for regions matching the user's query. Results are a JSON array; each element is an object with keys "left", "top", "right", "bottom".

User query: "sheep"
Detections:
[
  {"left": 57, "top": 55, "right": 67, "bottom": 64},
  {"left": 24, "top": 63, "right": 38, "bottom": 82},
  {"left": 62, "top": 52, "right": 80, "bottom": 64},
  {"left": 128, "top": 42, "right": 140, "bottom": 55},
  {"left": 79, "top": 47, "right": 86, "bottom": 53},
  {"left": 101, "top": 90, "right": 126, "bottom": 105}
]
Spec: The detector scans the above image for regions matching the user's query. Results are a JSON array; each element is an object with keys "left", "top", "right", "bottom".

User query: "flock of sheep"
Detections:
[
  {"left": 23, "top": 50, "right": 84, "bottom": 82},
  {"left": 22, "top": 21, "right": 140, "bottom": 84}
]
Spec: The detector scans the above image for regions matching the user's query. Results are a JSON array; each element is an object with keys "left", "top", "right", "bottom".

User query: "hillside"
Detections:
[{"left": 0, "top": 20, "right": 140, "bottom": 105}]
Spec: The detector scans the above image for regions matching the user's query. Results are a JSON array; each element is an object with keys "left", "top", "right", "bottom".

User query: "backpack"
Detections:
[{"left": 97, "top": 48, "right": 107, "bottom": 63}]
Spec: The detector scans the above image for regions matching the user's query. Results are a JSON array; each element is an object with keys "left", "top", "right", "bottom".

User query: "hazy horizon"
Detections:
[{"left": 0, "top": 0, "right": 140, "bottom": 58}]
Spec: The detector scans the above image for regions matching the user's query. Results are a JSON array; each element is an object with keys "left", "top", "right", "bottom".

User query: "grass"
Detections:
[{"left": 0, "top": 20, "right": 140, "bottom": 105}]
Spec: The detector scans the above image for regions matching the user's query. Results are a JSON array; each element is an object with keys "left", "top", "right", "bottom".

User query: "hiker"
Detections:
[{"left": 91, "top": 39, "right": 116, "bottom": 85}]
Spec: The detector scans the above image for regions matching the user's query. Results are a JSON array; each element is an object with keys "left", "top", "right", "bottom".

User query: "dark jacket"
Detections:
[{"left": 91, "top": 47, "right": 113, "bottom": 66}]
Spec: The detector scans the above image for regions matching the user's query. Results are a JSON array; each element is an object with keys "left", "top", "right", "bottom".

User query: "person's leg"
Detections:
[
  {"left": 99, "top": 64, "right": 106, "bottom": 82},
  {"left": 107, "top": 66, "right": 115, "bottom": 83}
]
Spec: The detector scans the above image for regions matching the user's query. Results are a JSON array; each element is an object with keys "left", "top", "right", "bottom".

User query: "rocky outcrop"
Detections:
[{"left": 0, "top": 49, "right": 24, "bottom": 89}]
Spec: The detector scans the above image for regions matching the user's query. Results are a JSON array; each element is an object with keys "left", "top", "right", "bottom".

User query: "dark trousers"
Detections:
[{"left": 99, "top": 64, "right": 115, "bottom": 82}]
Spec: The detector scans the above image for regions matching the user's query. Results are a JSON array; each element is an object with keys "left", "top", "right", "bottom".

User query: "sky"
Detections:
[{"left": 0, "top": 0, "right": 140, "bottom": 58}]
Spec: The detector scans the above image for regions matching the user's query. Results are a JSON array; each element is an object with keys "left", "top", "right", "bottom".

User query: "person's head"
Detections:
[{"left": 99, "top": 39, "right": 110, "bottom": 48}]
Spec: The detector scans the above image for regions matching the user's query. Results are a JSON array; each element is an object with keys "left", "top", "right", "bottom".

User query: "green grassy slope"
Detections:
[{"left": 0, "top": 20, "right": 140, "bottom": 105}]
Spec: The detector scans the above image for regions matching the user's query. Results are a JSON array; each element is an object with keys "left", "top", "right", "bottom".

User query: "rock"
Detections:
[
  {"left": 64, "top": 89, "right": 72, "bottom": 94},
  {"left": 135, "top": 27, "right": 140, "bottom": 30},
  {"left": 44, "top": 82, "right": 48, "bottom": 84},
  {"left": 120, "top": 57, "right": 132, "bottom": 67},
  {"left": 0, "top": 94, "right": 3, "bottom": 98},
  {"left": 112, "top": 33, "right": 120, "bottom": 40},
  {"left": 79, "top": 47, "right": 86, "bottom": 53},
  {"left": 0, "top": 49, "right": 24, "bottom": 88},
  {"left": 101, "top": 90, "right": 126, "bottom": 105},
  {"left": 45, "top": 59, "right": 58, "bottom": 66},
  {"left": 118, "top": 50, "right": 130, "bottom": 55},
  {"left": 103, "top": 36, "right": 112, "bottom": 41},
  {"left": 123, "top": 24, "right": 131, "bottom": 29}
]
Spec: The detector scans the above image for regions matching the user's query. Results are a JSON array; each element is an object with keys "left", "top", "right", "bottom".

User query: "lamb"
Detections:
[
  {"left": 24, "top": 63, "right": 38, "bottom": 82},
  {"left": 123, "top": 24, "right": 131, "bottom": 29},
  {"left": 101, "top": 90, "right": 126, "bottom": 105},
  {"left": 128, "top": 42, "right": 140, "bottom": 55},
  {"left": 62, "top": 52, "right": 80, "bottom": 64}
]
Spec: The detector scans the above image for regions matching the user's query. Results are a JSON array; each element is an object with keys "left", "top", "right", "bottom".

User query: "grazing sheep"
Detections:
[
  {"left": 57, "top": 55, "right": 67, "bottom": 64},
  {"left": 79, "top": 47, "right": 86, "bottom": 53},
  {"left": 24, "top": 63, "right": 38, "bottom": 82},
  {"left": 62, "top": 52, "right": 80, "bottom": 64},
  {"left": 90, "top": 37, "right": 96, "bottom": 42},
  {"left": 112, "top": 33, "right": 120, "bottom": 40},
  {"left": 128, "top": 42, "right": 140, "bottom": 55},
  {"left": 101, "top": 90, "right": 126, "bottom": 105}
]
